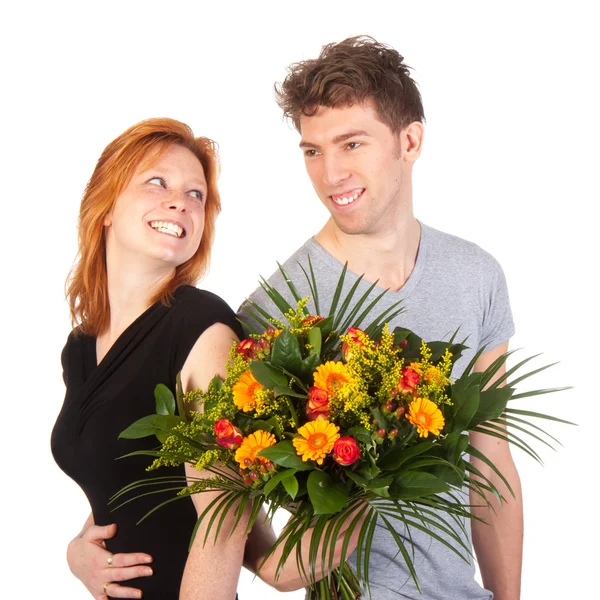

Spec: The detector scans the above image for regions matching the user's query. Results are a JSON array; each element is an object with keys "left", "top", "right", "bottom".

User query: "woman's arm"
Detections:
[
  {"left": 66, "top": 513, "right": 153, "bottom": 599},
  {"left": 178, "top": 323, "right": 250, "bottom": 600}
]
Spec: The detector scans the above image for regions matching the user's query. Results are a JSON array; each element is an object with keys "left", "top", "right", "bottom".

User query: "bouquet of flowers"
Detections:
[{"left": 113, "top": 262, "right": 571, "bottom": 599}]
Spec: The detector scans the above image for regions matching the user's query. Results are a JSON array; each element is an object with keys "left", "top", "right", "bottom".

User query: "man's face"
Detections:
[{"left": 299, "top": 101, "right": 413, "bottom": 236}]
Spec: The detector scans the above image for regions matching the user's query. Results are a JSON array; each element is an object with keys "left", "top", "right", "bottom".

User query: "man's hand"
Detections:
[{"left": 67, "top": 519, "right": 153, "bottom": 599}]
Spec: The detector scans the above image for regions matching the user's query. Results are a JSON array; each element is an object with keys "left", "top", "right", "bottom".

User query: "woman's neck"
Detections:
[{"left": 102, "top": 250, "right": 174, "bottom": 344}]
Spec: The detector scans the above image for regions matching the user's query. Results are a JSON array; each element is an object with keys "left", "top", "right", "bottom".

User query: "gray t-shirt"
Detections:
[{"left": 238, "top": 221, "right": 514, "bottom": 599}]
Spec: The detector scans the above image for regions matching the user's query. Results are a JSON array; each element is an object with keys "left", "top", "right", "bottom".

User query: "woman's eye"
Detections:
[
  {"left": 189, "top": 190, "right": 204, "bottom": 201},
  {"left": 148, "top": 177, "right": 165, "bottom": 187}
]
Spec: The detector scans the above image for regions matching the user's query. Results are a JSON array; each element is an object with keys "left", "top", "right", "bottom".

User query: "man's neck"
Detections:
[{"left": 313, "top": 216, "right": 421, "bottom": 292}]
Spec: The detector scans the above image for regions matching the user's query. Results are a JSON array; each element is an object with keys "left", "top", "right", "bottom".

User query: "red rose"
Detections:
[
  {"left": 306, "top": 386, "right": 331, "bottom": 420},
  {"left": 236, "top": 339, "right": 256, "bottom": 359},
  {"left": 333, "top": 437, "right": 360, "bottom": 466},
  {"left": 214, "top": 418, "right": 242, "bottom": 449},
  {"left": 342, "top": 327, "right": 366, "bottom": 361},
  {"left": 397, "top": 367, "right": 420, "bottom": 393}
]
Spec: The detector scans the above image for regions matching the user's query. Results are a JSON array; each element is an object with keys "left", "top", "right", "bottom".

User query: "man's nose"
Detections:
[{"left": 323, "top": 155, "right": 351, "bottom": 187}]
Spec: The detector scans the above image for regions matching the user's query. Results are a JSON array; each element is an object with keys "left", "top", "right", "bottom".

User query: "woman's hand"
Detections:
[{"left": 67, "top": 517, "right": 153, "bottom": 599}]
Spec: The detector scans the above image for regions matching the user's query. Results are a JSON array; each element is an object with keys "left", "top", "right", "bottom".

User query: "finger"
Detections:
[
  {"left": 105, "top": 565, "right": 153, "bottom": 582},
  {"left": 83, "top": 523, "right": 117, "bottom": 542},
  {"left": 109, "top": 553, "right": 153, "bottom": 568},
  {"left": 100, "top": 582, "right": 144, "bottom": 599}
]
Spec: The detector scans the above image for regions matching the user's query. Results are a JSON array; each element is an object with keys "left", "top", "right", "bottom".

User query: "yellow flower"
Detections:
[
  {"left": 407, "top": 397, "right": 445, "bottom": 438},
  {"left": 235, "top": 430, "right": 276, "bottom": 466},
  {"left": 233, "top": 370, "right": 264, "bottom": 412},
  {"left": 293, "top": 420, "right": 340, "bottom": 465},
  {"left": 424, "top": 366, "right": 446, "bottom": 387},
  {"left": 314, "top": 361, "right": 352, "bottom": 393}
]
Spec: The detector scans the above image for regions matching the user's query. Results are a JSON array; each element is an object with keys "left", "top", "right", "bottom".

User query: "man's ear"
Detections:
[{"left": 401, "top": 121, "right": 424, "bottom": 162}]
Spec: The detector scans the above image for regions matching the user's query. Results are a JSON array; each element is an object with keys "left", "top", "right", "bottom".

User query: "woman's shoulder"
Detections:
[
  {"left": 173, "top": 285, "right": 236, "bottom": 317},
  {"left": 171, "top": 285, "right": 243, "bottom": 337}
]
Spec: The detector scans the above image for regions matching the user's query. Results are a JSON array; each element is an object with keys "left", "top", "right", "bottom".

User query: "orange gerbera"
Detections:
[
  {"left": 293, "top": 420, "right": 340, "bottom": 465},
  {"left": 314, "top": 361, "right": 352, "bottom": 394},
  {"left": 233, "top": 370, "right": 264, "bottom": 412},
  {"left": 234, "top": 430, "right": 276, "bottom": 466},
  {"left": 407, "top": 397, "right": 445, "bottom": 438}
]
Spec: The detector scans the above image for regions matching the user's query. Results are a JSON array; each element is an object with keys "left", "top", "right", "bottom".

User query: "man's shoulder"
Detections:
[{"left": 423, "top": 222, "right": 503, "bottom": 273}]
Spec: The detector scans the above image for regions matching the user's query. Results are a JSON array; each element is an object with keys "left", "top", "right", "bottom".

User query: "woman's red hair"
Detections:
[{"left": 67, "top": 118, "right": 221, "bottom": 336}]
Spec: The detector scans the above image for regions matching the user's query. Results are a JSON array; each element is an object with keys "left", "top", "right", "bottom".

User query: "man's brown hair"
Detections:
[{"left": 275, "top": 35, "right": 425, "bottom": 133}]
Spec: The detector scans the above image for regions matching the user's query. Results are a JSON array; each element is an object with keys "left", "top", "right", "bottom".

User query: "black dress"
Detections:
[{"left": 51, "top": 286, "right": 245, "bottom": 599}]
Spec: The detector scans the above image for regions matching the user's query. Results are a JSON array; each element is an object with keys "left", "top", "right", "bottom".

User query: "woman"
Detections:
[{"left": 51, "top": 118, "right": 250, "bottom": 599}]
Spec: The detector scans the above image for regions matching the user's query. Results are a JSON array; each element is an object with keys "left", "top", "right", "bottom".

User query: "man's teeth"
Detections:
[
  {"left": 149, "top": 221, "right": 184, "bottom": 238},
  {"left": 333, "top": 190, "right": 362, "bottom": 205}
]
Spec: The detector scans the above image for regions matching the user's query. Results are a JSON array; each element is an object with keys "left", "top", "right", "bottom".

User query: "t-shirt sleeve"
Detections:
[
  {"left": 171, "top": 289, "right": 245, "bottom": 378},
  {"left": 479, "top": 253, "right": 515, "bottom": 351}
]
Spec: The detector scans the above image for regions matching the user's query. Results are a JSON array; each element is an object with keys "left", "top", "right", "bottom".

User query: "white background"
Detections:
[{"left": 2, "top": 1, "right": 598, "bottom": 598}]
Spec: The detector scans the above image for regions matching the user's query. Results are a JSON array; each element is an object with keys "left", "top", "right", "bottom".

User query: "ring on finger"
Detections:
[
  {"left": 107, "top": 554, "right": 114, "bottom": 566},
  {"left": 103, "top": 581, "right": 112, "bottom": 595}
]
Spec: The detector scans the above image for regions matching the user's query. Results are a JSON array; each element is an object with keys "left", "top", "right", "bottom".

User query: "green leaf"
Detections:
[
  {"left": 315, "top": 315, "right": 333, "bottom": 339},
  {"left": 250, "top": 361, "right": 288, "bottom": 389},
  {"left": 153, "top": 415, "right": 185, "bottom": 443},
  {"left": 271, "top": 330, "right": 303, "bottom": 375},
  {"left": 440, "top": 432, "right": 470, "bottom": 464},
  {"left": 389, "top": 471, "right": 451, "bottom": 500},
  {"left": 377, "top": 440, "right": 436, "bottom": 471},
  {"left": 175, "top": 372, "right": 186, "bottom": 418},
  {"left": 257, "top": 440, "right": 313, "bottom": 470},
  {"left": 282, "top": 474, "right": 299, "bottom": 499},
  {"left": 469, "top": 386, "right": 513, "bottom": 428},
  {"left": 300, "top": 353, "right": 321, "bottom": 379},
  {"left": 307, "top": 326, "right": 322, "bottom": 356},
  {"left": 346, "top": 426, "right": 372, "bottom": 445},
  {"left": 307, "top": 470, "right": 348, "bottom": 514},
  {"left": 273, "top": 386, "right": 307, "bottom": 399},
  {"left": 449, "top": 380, "right": 480, "bottom": 432},
  {"left": 119, "top": 415, "right": 161, "bottom": 439},
  {"left": 263, "top": 468, "right": 297, "bottom": 496},
  {"left": 154, "top": 384, "right": 175, "bottom": 416}
]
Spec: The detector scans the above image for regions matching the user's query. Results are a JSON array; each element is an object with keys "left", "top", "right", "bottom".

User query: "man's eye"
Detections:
[
  {"left": 347, "top": 142, "right": 361, "bottom": 150},
  {"left": 304, "top": 149, "right": 318, "bottom": 157},
  {"left": 148, "top": 177, "right": 166, "bottom": 187}
]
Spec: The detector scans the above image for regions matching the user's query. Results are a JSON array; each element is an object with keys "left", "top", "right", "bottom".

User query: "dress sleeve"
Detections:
[
  {"left": 170, "top": 288, "right": 245, "bottom": 379},
  {"left": 478, "top": 253, "right": 516, "bottom": 352}
]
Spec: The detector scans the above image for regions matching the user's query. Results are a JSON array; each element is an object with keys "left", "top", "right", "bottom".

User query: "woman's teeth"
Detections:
[{"left": 149, "top": 221, "right": 184, "bottom": 238}]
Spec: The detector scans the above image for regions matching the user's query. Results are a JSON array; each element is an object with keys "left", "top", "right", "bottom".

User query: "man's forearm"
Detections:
[{"left": 471, "top": 459, "right": 523, "bottom": 600}]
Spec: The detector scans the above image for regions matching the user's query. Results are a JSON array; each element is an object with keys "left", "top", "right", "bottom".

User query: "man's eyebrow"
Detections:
[{"left": 299, "top": 130, "right": 371, "bottom": 149}]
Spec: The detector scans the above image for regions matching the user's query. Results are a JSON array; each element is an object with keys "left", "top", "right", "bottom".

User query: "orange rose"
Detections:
[
  {"left": 214, "top": 419, "right": 242, "bottom": 449},
  {"left": 342, "top": 327, "right": 366, "bottom": 361},
  {"left": 333, "top": 437, "right": 360, "bottom": 466},
  {"left": 306, "top": 386, "right": 331, "bottom": 420},
  {"left": 397, "top": 367, "right": 420, "bottom": 393}
]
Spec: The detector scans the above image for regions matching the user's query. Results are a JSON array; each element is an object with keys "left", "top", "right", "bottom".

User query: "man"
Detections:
[
  {"left": 239, "top": 36, "right": 523, "bottom": 599},
  {"left": 66, "top": 36, "right": 522, "bottom": 600}
]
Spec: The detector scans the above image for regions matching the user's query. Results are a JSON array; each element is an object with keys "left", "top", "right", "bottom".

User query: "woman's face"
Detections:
[{"left": 104, "top": 144, "right": 207, "bottom": 270}]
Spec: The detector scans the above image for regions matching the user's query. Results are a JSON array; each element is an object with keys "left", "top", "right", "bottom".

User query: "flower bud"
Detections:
[
  {"left": 242, "top": 475, "right": 253, "bottom": 486},
  {"left": 249, "top": 471, "right": 260, "bottom": 481},
  {"left": 376, "top": 428, "right": 386, "bottom": 438}
]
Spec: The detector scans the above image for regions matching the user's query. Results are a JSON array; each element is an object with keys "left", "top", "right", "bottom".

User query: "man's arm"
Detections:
[{"left": 470, "top": 342, "right": 523, "bottom": 600}]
